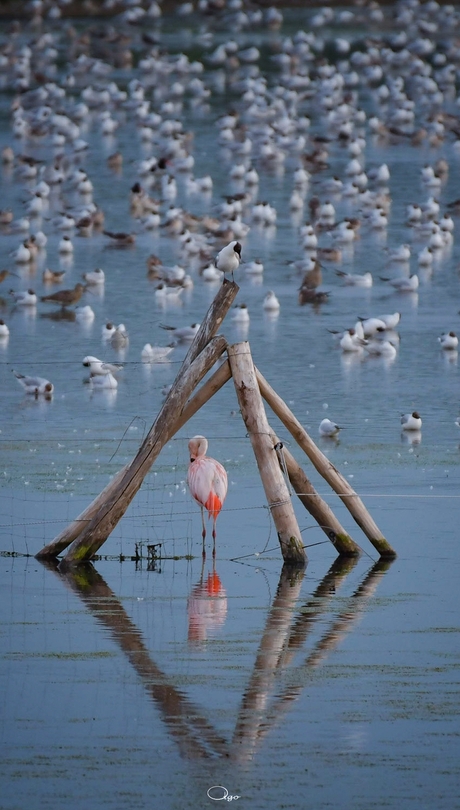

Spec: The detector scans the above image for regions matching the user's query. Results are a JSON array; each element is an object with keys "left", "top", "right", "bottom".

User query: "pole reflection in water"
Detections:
[
  {"left": 47, "top": 560, "right": 229, "bottom": 760},
  {"left": 39, "top": 554, "right": 393, "bottom": 763},
  {"left": 238, "top": 558, "right": 394, "bottom": 760}
]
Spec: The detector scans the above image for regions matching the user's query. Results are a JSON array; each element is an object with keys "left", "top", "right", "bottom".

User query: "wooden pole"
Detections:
[
  {"left": 255, "top": 367, "right": 396, "bottom": 558},
  {"left": 179, "top": 279, "right": 238, "bottom": 373},
  {"left": 270, "top": 433, "right": 361, "bottom": 556},
  {"left": 36, "top": 360, "right": 233, "bottom": 560},
  {"left": 178, "top": 359, "right": 231, "bottom": 429},
  {"left": 59, "top": 336, "right": 229, "bottom": 567},
  {"left": 228, "top": 343, "right": 306, "bottom": 565}
]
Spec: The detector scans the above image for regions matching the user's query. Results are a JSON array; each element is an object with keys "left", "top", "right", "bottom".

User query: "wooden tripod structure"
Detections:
[{"left": 36, "top": 280, "right": 396, "bottom": 567}]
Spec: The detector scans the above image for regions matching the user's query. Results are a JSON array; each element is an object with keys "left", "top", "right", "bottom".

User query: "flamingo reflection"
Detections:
[{"left": 188, "top": 561, "right": 227, "bottom": 643}]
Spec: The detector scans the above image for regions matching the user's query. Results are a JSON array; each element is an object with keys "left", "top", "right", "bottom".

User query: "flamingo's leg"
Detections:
[
  {"left": 212, "top": 517, "right": 217, "bottom": 557},
  {"left": 201, "top": 506, "right": 206, "bottom": 557}
]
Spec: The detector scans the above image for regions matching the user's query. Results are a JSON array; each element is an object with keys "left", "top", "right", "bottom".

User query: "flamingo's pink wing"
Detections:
[{"left": 188, "top": 457, "right": 227, "bottom": 518}]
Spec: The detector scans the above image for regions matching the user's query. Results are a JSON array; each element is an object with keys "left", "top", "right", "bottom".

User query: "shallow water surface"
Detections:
[{"left": 1, "top": 519, "right": 460, "bottom": 810}]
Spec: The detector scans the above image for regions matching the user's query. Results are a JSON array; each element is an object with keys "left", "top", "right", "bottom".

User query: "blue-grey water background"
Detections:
[{"left": 1, "top": 4, "right": 460, "bottom": 809}]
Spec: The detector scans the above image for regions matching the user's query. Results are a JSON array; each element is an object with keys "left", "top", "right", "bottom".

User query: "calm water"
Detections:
[{"left": 1, "top": 3, "right": 460, "bottom": 808}]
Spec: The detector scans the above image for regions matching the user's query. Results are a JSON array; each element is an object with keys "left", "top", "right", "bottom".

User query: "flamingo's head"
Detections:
[{"left": 189, "top": 435, "right": 208, "bottom": 462}]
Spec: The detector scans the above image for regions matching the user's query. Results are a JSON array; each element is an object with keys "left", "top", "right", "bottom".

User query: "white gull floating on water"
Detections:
[
  {"left": 336, "top": 270, "right": 373, "bottom": 287},
  {"left": 83, "top": 356, "right": 123, "bottom": 376},
  {"left": 232, "top": 303, "right": 250, "bottom": 323},
  {"left": 401, "top": 412, "right": 422, "bottom": 431},
  {"left": 141, "top": 344, "right": 175, "bottom": 362},
  {"left": 263, "top": 291, "right": 280, "bottom": 312},
  {"left": 319, "top": 418, "right": 342, "bottom": 437},
  {"left": 438, "top": 332, "right": 458, "bottom": 350},
  {"left": 9, "top": 289, "right": 37, "bottom": 306},
  {"left": 12, "top": 369, "right": 53, "bottom": 396},
  {"left": 339, "top": 328, "right": 366, "bottom": 352},
  {"left": 82, "top": 268, "right": 105, "bottom": 285},
  {"left": 160, "top": 322, "right": 200, "bottom": 342},
  {"left": 101, "top": 322, "right": 116, "bottom": 340},
  {"left": 379, "top": 274, "right": 419, "bottom": 292}
]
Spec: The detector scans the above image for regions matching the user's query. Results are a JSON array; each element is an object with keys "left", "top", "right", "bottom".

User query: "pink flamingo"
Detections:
[{"left": 187, "top": 435, "right": 228, "bottom": 556}]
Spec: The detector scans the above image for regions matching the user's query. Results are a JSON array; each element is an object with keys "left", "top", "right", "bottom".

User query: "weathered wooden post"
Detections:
[
  {"left": 255, "top": 367, "right": 396, "bottom": 559},
  {"left": 228, "top": 342, "right": 306, "bottom": 565}
]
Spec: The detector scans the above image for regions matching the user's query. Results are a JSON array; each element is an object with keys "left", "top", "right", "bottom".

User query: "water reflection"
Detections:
[
  {"left": 39, "top": 555, "right": 392, "bottom": 763},
  {"left": 442, "top": 350, "right": 458, "bottom": 366},
  {"left": 59, "top": 255, "right": 74, "bottom": 272},
  {"left": 87, "top": 388, "right": 118, "bottom": 408},
  {"left": 51, "top": 562, "right": 228, "bottom": 761},
  {"left": 401, "top": 430, "right": 422, "bottom": 446},
  {"left": 232, "top": 558, "right": 393, "bottom": 762},
  {"left": 188, "top": 561, "right": 227, "bottom": 644},
  {"left": 40, "top": 308, "right": 76, "bottom": 323},
  {"left": 340, "top": 351, "right": 363, "bottom": 375}
]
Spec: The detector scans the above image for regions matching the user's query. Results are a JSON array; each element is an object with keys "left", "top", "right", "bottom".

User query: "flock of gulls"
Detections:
[{"left": 1, "top": 0, "right": 460, "bottom": 444}]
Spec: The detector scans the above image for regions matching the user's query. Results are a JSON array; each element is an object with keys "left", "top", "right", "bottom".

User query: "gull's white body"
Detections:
[
  {"left": 13, "top": 370, "right": 53, "bottom": 396},
  {"left": 401, "top": 412, "right": 422, "bottom": 431},
  {"left": 319, "top": 418, "right": 341, "bottom": 437}
]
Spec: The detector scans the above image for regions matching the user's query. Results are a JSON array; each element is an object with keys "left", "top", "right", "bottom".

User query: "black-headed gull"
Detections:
[
  {"left": 438, "top": 332, "right": 458, "bottom": 350},
  {"left": 336, "top": 270, "right": 373, "bottom": 287},
  {"left": 13, "top": 370, "right": 54, "bottom": 396},
  {"left": 9, "top": 289, "right": 37, "bottom": 306},
  {"left": 215, "top": 240, "right": 242, "bottom": 279},
  {"left": 102, "top": 322, "right": 116, "bottom": 340},
  {"left": 231, "top": 303, "right": 250, "bottom": 323},
  {"left": 340, "top": 328, "right": 366, "bottom": 352},
  {"left": 401, "top": 412, "right": 422, "bottom": 431},
  {"left": 319, "top": 418, "right": 341, "bottom": 437},
  {"left": 110, "top": 324, "right": 129, "bottom": 349},
  {"left": 141, "top": 344, "right": 175, "bottom": 362},
  {"left": 379, "top": 274, "right": 419, "bottom": 291},
  {"left": 83, "top": 356, "right": 123, "bottom": 376},
  {"left": 263, "top": 291, "right": 280, "bottom": 312},
  {"left": 160, "top": 322, "right": 200, "bottom": 342},
  {"left": 82, "top": 268, "right": 105, "bottom": 285}
]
